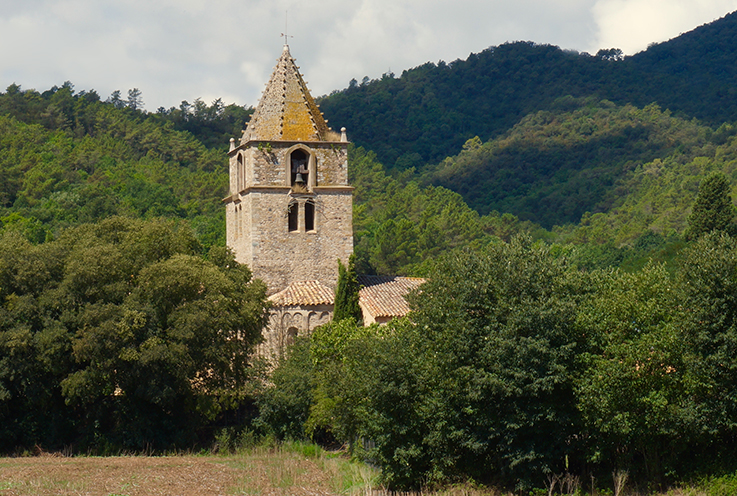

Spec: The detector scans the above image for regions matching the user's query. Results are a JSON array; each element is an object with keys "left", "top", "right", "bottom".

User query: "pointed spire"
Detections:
[{"left": 241, "top": 45, "right": 330, "bottom": 143}]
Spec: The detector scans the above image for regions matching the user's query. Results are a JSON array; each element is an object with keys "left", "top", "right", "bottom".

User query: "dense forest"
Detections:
[
  {"left": 423, "top": 98, "right": 737, "bottom": 235},
  {"left": 0, "top": 217, "right": 267, "bottom": 449},
  {"left": 1, "top": 8, "right": 737, "bottom": 494},
  {"left": 0, "top": 82, "right": 253, "bottom": 248}
]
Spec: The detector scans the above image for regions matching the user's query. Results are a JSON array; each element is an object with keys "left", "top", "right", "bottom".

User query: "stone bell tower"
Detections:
[{"left": 225, "top": 45, "right": 353, "bottom": 294}]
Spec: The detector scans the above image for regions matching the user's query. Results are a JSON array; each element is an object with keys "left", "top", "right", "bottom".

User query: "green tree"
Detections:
[
  {"left": 306, "top": 318, "right": 366, "bottom": 448},
  {"left": 0, "top": 231, "right": 74, "bottom": 450},
  {"left": 685, "top": 172, "right": 736, "bottom": 240},
  {"left": 575, "top": 264, "right": 697, "bottom": 483},
  {"left": 336, "top": 317, "right": 430, "bottom": 487},
  {"left": 257, "top": 315, "right": 374, "bottom": 447},
  {"left": 678, "top": 233, "right": 737, "bottom": 440},
  {"left": 107, "top": 90, "right": 125, "bottom": 109},
  {"left": 255, "top": 335, "right": 314, "bottom": 440},
  {"left": 126, "top": 88, "right": 144, "bottom": 111},
  {"left": 333, "top": 255, "right": 362, "bottom": 323}
]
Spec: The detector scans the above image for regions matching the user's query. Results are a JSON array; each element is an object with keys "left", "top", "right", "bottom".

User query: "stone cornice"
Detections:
[
  {"left": 222, "top": 185, "right": 354, "bottom": 202},
  {"left": 228, "top": 140, "right": 349, "bottom": 157},
  {"left": 312, "top": 186, "right": 354, "bottom": 192}
]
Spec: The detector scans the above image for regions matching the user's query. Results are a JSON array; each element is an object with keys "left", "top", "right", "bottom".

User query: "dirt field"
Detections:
[
  {"left": 5, "top": 451, "right": 709, "bottom": 496},
  {"left": 0, "top": 449, "right": 370, "bottom": 496}
]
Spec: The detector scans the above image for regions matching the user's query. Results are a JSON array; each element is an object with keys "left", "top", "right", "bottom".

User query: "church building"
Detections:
[{"left": 225, "top": 45, "right": 423, "bottom": 358}]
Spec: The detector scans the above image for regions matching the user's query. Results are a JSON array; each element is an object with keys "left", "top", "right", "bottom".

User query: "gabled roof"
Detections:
[
  {"left": 357, "top": 275, "right": 425, "bottom": 319},
  {"left": 241, "top": 45, "right": 330, "bottom": 144},
  {"left": 268, "top": 280, "right": 335, "bottom": 307}
]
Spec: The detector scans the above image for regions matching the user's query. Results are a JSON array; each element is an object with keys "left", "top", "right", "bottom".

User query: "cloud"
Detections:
[
  {"left": 591, "top": 0, "right": 737, "bottom": 54},
  {"left": 0, "top": 0, "right": 735, "bottom": 111},
  {"left": 299, "top": 0, "right": 599, "bottom": 98}
]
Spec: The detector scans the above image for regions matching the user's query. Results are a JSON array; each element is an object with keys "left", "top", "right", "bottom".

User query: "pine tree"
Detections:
[
  {"left": 333, "top": 255, "right": 362, "bottom": 324},
  {"left": 127, "top": 88, "right": 144, "bottom": 111},
  {"left": 685, "top": 172, "right": 736, "bottom": 240}
]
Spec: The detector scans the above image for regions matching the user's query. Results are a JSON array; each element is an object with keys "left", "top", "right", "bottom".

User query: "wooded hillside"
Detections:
[
  {"left": 423, "top": 98, "right": 737, "bottom": 236},
  {"left": 0, "top": 83, "right": 247, "bottom": 248},
  {"left": 318, "top": 10, "right": 737, "bottom": 171}
]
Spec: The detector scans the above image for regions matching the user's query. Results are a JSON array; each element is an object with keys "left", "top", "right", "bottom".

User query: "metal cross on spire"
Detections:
[{"left": 281, "top": 10, "right": 293, "bottom": 46}]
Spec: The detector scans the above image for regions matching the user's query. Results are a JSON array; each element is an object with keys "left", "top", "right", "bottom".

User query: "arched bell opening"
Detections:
[
  {"left": 290, "top": 149, "right": 309, "bottom": 189},
  {"left": 285, "top": 145, "right": 317, "bottom": 191},
  {"left": 233, "top": 152, "right": 245, "bottom": 194}
]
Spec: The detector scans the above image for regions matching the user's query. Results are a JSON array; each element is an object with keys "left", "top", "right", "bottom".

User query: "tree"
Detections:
[
  {"left": 575, "top": 264, "right": 697, "bottom": 483},
  {"left": 678, "top": 233, "right": 737, "bottom": 438},
  {"left": 107, "top": 90, "right": 125, "bottom": 109},
  {"left": 0, "top": 231, "right": 75, "bottom": 450},
  {"left": 59, "top": 236, "right": 267, "bottom": 448},
  {"left": 597, "top": 48, "right": 624, "bottom": 61},
  {"left": 127, "top": 88, "right": 144, "bottom": 111},
  {"left": 342, "top": 319, "right": 428, "bottom": 486},
  {"left": 306, "top": 317, "right": 369, "bottom": 448},
  {"left": 333, "top": 255, "right": 362, "bottom": 323},
  {"left": 685, "top": 172, "right": 736, "bottom": 239},
  {"left": 256, "top": 335, "right": 314, "bottom": 440}
]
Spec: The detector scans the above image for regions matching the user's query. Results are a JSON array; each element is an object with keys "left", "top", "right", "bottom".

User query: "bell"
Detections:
[{"left": 295, "top": 173, "right": 305, "bottom": 184}]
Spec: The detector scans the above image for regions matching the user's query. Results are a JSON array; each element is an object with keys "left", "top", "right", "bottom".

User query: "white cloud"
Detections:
[{"left": 591, "top": 0, "right": 737, "bottom": 54}]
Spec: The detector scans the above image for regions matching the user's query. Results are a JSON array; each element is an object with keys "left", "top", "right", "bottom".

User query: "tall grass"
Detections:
[{"left": 223, "top": 439, "right": 380, "bottom": 495}]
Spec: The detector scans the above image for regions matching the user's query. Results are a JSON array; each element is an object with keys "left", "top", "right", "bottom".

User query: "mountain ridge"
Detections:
[{"left": 318, "top": 10, "right": 737, "bottom": 170}]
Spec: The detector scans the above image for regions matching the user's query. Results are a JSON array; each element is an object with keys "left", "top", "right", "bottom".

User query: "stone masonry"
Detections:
[{"left": 224, "top": 45, "right": 353, "bottom": 296}]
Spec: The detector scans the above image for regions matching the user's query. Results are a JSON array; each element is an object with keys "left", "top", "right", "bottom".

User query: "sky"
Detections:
[{"left": 1, "top": 0, "right": 736, "bottom": 112}]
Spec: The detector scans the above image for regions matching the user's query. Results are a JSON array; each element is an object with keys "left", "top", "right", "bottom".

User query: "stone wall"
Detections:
[
  {"left": 246, "top": 188, "right": 353, "bottom": 294},
  {"left": 256, "top": 304, "right": 333, "bottom": 360}
]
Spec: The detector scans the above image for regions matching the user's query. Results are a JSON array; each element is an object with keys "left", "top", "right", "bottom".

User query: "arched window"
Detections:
[
  {"left": 235, "top": 205, "right": 240, "bottom": 239},
  {"left": 288, "top": 200, "right": 298, "bottom": 232},
  {"left": 290, "top": 149, "right": 308, "bottom": 187},
  {"left": 286, "top": 327, "right": 298, "bottom": 346},
  {"left": 236, "top": 153, "right": 244, "bottom": 191},
  {"left": 305, "top": 199, "right": 315, "bottom": 231}
]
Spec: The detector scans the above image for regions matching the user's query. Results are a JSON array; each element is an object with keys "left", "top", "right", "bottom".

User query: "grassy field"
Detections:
[
  {"left": 1, "top": 443, "right": 734, "bottom": 496},
  {"left": 0, "top": 443, "right": 379, "bottom": 496}
]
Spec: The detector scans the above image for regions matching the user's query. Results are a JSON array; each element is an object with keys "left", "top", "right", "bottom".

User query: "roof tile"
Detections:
[
  {"left": 357, "top": 275, "right": 425, "bottom": 319},
  {"left": 268, "top": 280, "right": 335, "bottom": 307}
]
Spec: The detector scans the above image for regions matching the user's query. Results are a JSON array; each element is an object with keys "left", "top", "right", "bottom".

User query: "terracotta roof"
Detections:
[
  {"left": 357, "top": 275, "right": 425, "bottom": 319},
  {"left": 268, "top": 280, "right": 335, "bottom": 307},
  {"left": 241, "top": 45, "right": 330, "bottom": 143}
]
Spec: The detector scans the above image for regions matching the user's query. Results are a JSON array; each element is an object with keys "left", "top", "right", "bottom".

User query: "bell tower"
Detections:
[{"left": 225, "top": 45, "right": 353, "bottom": 294}]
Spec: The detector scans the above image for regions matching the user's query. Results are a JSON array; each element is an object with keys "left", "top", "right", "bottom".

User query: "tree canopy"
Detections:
[
  {"left": 685, "top": 172, "right": 736, "bottom": 239},
  {"left": 0, "top": 217, "right": 267, "bottom": 451},
  {"left": 258, "top": 232, "right": 737, "bottom": 491}
]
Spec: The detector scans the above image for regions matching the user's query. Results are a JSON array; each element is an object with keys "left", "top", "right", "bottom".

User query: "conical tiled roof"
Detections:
[{"left": 241, "top": 45, "right": 330, "bottom": 143}]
